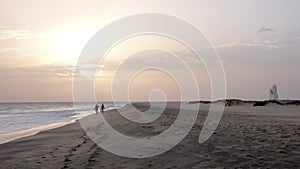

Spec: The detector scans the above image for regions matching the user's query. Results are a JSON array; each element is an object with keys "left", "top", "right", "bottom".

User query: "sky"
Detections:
[{"left": 0, "top": 0, "right": 300, "bottom": 102}]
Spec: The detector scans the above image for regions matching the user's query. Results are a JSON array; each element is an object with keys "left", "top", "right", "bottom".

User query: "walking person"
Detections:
[
  {"left": 101, "top": 103, "right": 105, "bottom": 113},
  {"left": 95, "top": 104, "right": 99, "bottom": 114}
]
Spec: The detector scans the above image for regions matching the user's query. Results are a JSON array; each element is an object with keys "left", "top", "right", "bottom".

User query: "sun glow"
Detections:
[{"left": 48, "top": 29, "right": 95, "bottom": 64}]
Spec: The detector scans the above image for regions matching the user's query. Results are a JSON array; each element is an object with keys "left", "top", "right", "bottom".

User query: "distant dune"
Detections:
[{"left": 189, "top": 99, "right": 300, "bottom": 107}]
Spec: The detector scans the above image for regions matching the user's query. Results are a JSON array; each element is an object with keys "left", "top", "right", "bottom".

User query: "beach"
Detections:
[{"left": 0, "top": 102, "right": 299, "bottom": 169}]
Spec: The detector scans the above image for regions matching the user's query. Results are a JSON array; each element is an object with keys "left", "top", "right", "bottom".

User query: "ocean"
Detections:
[{"left": 0, "top": 102, "right": 126, "bottom": 134}]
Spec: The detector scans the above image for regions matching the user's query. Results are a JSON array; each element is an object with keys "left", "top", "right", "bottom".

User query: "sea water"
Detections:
[{"left": 0, "top": 102, "right": 126, "bottom": 134}]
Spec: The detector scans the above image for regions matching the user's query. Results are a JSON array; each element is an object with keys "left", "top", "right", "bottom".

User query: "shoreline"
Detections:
[
  {"left": 0, "top": 106, "right": 121, "bottom": 145},
  {"left": 0, "top": 120, "right": 76, "bottom": 145}
]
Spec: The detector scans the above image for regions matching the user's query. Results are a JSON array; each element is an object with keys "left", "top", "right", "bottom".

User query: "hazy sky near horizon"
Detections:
[{"left": 0, "top": 0, "right": 300, "bottom": 102}]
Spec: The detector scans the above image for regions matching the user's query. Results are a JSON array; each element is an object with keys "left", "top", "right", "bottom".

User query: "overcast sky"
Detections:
[{"left": 0, "top": 0, "right": 299, "bottom": 102}]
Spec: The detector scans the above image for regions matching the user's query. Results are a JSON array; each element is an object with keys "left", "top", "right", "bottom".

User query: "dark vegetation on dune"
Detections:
[
  {"left": 189, "top": 100, "right": 212, "bottom": 104},
  {"left": 189, "top": 99, "right": 300, "bottom": 107},
  {"left": 252, "top": 100, "right": 283, "bottom": 106},
  {"left": 284, "top": 100, "right": 300, "bottom": 105}
]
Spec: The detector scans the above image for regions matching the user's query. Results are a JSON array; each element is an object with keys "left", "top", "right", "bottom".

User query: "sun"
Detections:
[{"left": 48, "top": 29, "right": 95, "bottom": 64}]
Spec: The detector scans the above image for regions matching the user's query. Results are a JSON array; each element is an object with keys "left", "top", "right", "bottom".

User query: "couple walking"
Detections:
[{"left": 95, "top": 103, "right": 105, "bottom": 113}]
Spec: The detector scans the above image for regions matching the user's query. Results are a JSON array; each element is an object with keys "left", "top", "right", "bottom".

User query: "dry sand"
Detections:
[{"left": 0, "top": 103, "right": 299, "bottom": 169}]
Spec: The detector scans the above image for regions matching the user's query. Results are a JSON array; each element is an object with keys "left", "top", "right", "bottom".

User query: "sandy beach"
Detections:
[
  {"left": 0, "top": 102, "right": 299, "bottom": 169},
  {"left": 1, "top": 1, "right": 299, "bottom": 168}
]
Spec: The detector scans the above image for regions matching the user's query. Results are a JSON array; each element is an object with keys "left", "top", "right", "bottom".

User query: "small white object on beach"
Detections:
[{"left": 269, "top": 84, "right": 279, "bottom": 101}]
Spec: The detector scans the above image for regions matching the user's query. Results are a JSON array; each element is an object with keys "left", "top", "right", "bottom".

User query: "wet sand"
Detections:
[{"left": 0, "top": 103, "right": 299, "bottom": 169}]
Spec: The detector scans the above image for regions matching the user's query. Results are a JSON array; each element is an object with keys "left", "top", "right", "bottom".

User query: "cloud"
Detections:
[
  {"left": 0, "top": 47, "right": 24, "bottom": 53},
  {"left": 0, "top": 65, "right": 76, "bottom": 78},
  {"left": 0, "top": 63, "right": 113, "bottom": 79},
  {"left": 216, "top": 39, "right": 282, "bottom": 49},
  {"left": 0, "top": 25, "right": 45, "bottom": 40},
  {"left": 259, "top": 27, "right": 275, "bottom": 33}
]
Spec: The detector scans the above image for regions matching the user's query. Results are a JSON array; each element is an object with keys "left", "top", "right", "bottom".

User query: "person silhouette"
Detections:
[
  {"left": 101, "top": 103, "right": 105, "bottom": 113},
  {"left": 95, "top": 104, "right": 99, "bottom": 113}
]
